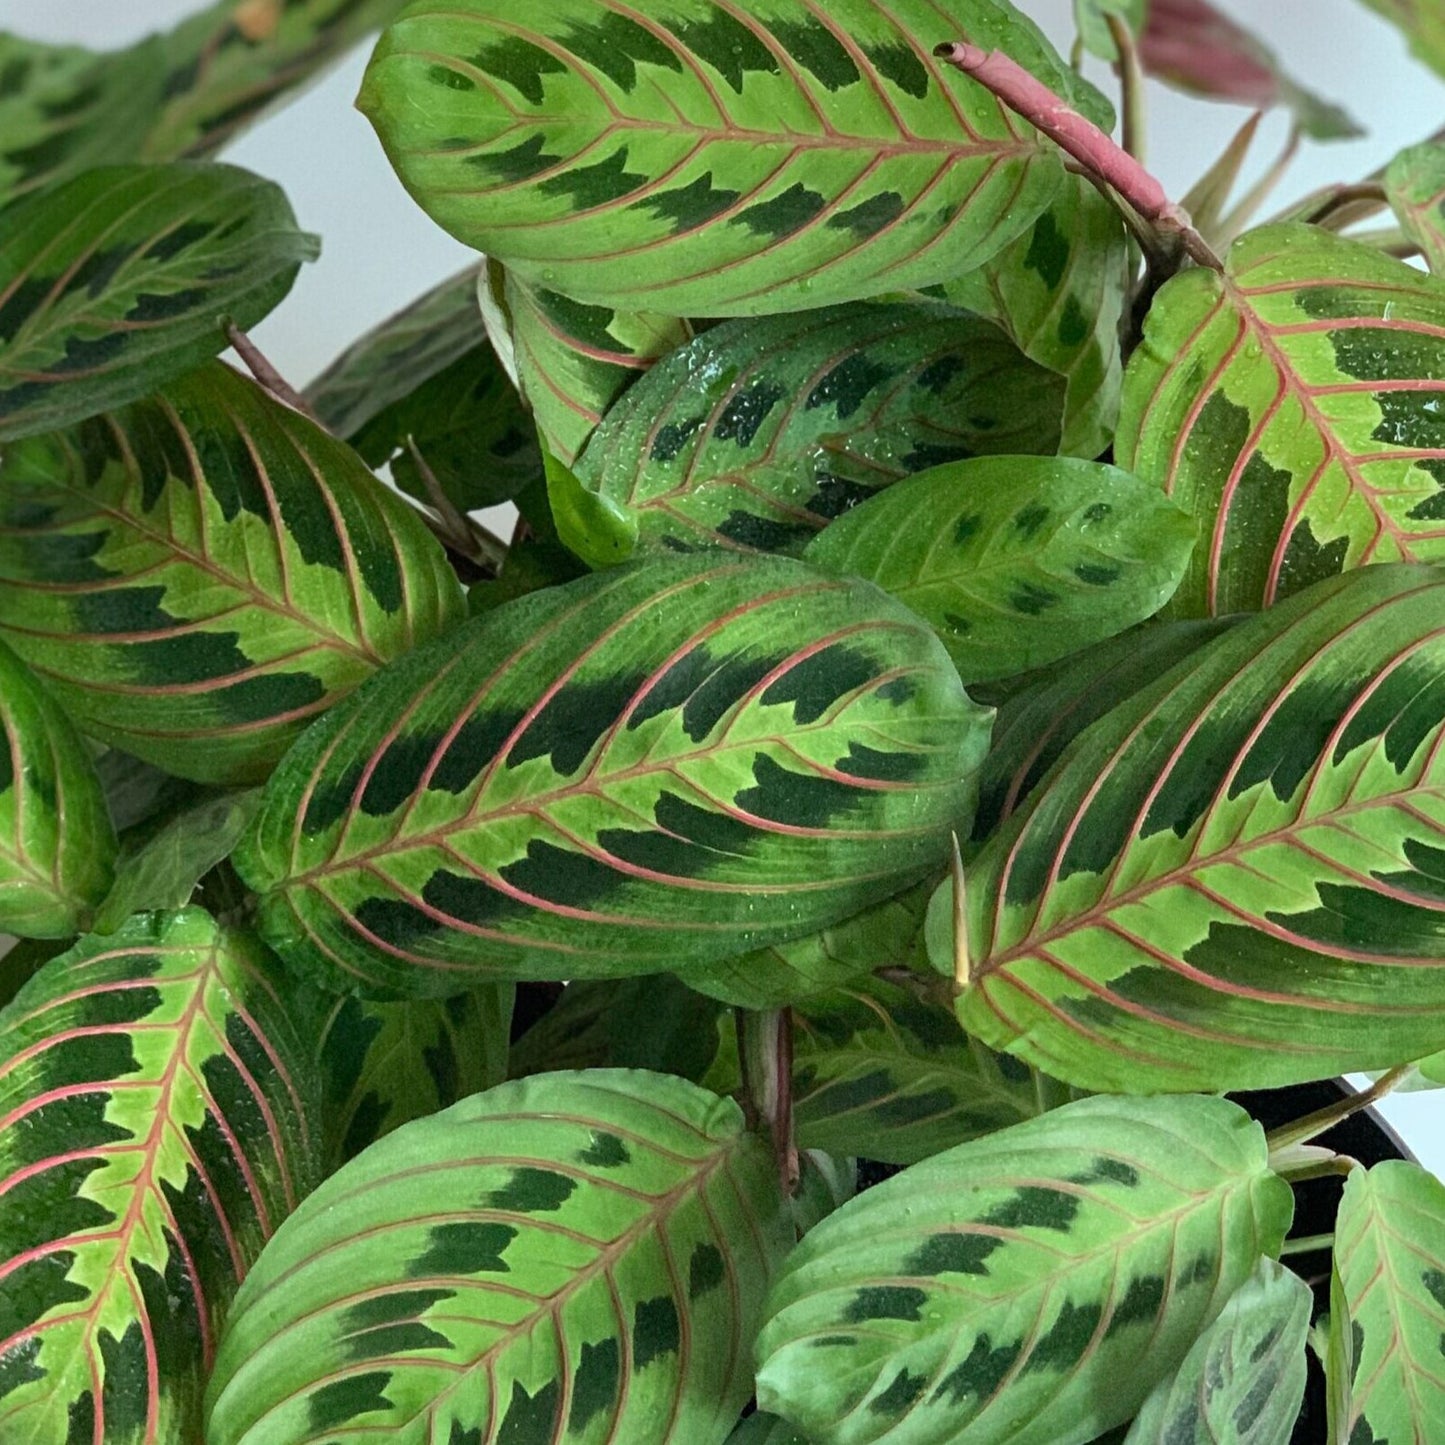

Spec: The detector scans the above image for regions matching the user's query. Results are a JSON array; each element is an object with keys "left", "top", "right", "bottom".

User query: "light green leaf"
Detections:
[
  {"left": 1123, "top": 1258, "right": 1310, "bottom": 1445},
  {"left": 205, "top": 1069, "right": 793, "bottom": 1445},
  {"left": 1119, "top": 223, "right": 1445, "bottom": 615},
  {"left": 1357, "top": 0, "right": 1445, "bottom": 79},
  {"left": 936, "top": 173, "right": 1130, "bottom": 458},
  {"left": 0, "top": 908, "right": 322, "bottom": 1444},
  {"left": 951, "top": 564, "right": 1445, "bottom": 1093},
  {"left": 358, "top": 0, "right": 1111, "bottom": 316},
  {"left": 1387, "top": 140, "right": 1445, "bottom": 275},
  {"left": 573, "top": 302, "right": 1065, "bottom": 562},
  {"left": 235, "top": 554, "right": 990, "bottom": 994},
  {"left": 0, "top": 360, "right": 465, "bottom": 784},
  {"left": 0, "top": 162, "right": 317, "bottom": 439},
  {"left": 755, "top": 1094, "right": 1293, "bottom": 1445},
  {"left": 1075, "top": 0, "right": 1147, "bottom": 60},
  {"left": 803, "top": 457, "right": 1194, "bottom": 685},
  {"left": 0, "top": 639, "right": 116, "bottom": 938}
]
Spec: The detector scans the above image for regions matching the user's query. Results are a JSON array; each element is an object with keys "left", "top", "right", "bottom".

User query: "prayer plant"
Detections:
[{"left": 4, "top": 0, "right": 1445, "bottom": 1441}]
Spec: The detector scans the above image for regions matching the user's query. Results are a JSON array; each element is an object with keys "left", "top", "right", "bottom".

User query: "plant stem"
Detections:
[
  {"left": 1280, "top": 1231, "right": 1336, "bottom": 1257},
  {"left": 1300, "top": 181, "right": 1390, "bottom": 231},
  {"left": 1105, "top": 13, "right": 1147, "bottom": 164},
  {"left": 1265, "top": 1066, "right": 1412, "bottom": 1155},
  {"left": 739, "top": 1008, "right": 799, "bottom": 1196},
  {"left": 404, "top": 437, "right": 508, "bottom": 576},
  {"left": 225, "top": 323, "right": 321, "bottom": 423},
  {"left": 950, "top": 831, "right": 971, "bottom": 994},
  {"left": 1216, "top": 124, "right": 1301, "bottom": 246},
  {"left": 933, "top": 41, "right": 1221, "bottom": 272}
]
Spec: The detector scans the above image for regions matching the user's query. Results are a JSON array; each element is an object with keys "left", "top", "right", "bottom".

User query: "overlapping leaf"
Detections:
[
  {"left": 0, "top": 360, "right": 465, "bottom": 784},
  {"left": 205, "top": 1069, "right": 792, "bottom": 1445},
  {"left": 1123, "top": 1258, "right": 1310, "bottom": 1445},
  {"left": 953, "top": 564, "right": 1445, "bottom": 1093},
  {"left": 358, "top": 0, "right": 1112, "bottom": 316},
  {"left": 935, "top": 173, "right": 1130, "bottom": 459},
  {"left": 0, "top": 162, "right": 317, "bottom": 439},
  {"left": 1387, "top": 141, "right": 1445, "bottom": 275},
  {"left": 236, "top": 554, "right": 989, "bottom": 994},
  {"left": 568, "top": 303, "right": 1065, "bottom": 564},
  {"left": 1328, "top": 1160, "right": 1445, "bottom": 1443},
  {"left": 1118, "top": 223, "right": 1445, "bottom": 616},
  {"left": 727, "top": 1414, "right": 811, "bottom": 1444},
  {"left": 755, "top": 1094, "right": 1293, "bottom": 1445},
  {"left": 0, "top": 638, "right": 116, "bottom": 938},
  {"left": 1359, "top": 0, "right": 1445, "bottom": 79},
  {"left": 1075, "top": 0, "right": 1146, "bottom": 60},
  {"left": 314, "top": 984, "right": 514, "bottom": 1168},
  {"left": 804, "top": 457, "right": 1195, "bottom": 684},
  {"left": 0, "top": 937, "right": 62, "bottom": 1011},
  {"left": 0, "top": 908, "right": 320, "bottom": 1445}
]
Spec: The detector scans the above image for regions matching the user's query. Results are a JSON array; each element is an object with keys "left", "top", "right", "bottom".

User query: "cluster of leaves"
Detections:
[{"left": 6, "top": 0, "right": 1445, "bottom": 1442}]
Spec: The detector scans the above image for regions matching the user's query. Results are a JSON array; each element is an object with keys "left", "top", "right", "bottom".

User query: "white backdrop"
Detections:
[{"left": 5, "top": 0, "right": 1445, "bottom": 1168}]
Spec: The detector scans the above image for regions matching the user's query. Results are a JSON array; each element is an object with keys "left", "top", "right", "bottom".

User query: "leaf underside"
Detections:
[{"left": 1387, "top": 140, "right": 1445, "bottom": 276}]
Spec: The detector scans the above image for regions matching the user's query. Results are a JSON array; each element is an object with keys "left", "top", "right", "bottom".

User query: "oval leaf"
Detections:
[
  {"left": 754, "top": 1094, "right": 1293, "bottom": 1445},
  {"left": 804, "top": 457, "right": 1194, "bottom": 684},
  {"left": 1328, "top": 1160, "right": 1445, "bottom": 1443},
  {"left": 0, "top": 162, "right": 318, "bottom": 439},
  {"left": 357, "top": 0, "right": 1109, "bottom": 315},
  {"left": 0, "top": 908, "right": 321, "bottom": 1443},
  {"left": 0, "top": 360, "right": 466, "bottom": 784},
  {"left": 1387, "top": 140, "right": 1445, "bottom": 276},
  {"left": 236, "top": 554, "right": 989, "bottom": 994},
  {"left": 1123, "top": 1258, "right": 1310, "bottom": 1445},
  {"left": 953, "top": 563, "right": 1445, "bottom": 1092},
  {"left": 573, "top": 303, "right": 1066, "bottom": 562},
  {"left": 0, "top": 638, "right": 116, "bottom": 937},
  {"left": 1118, "top": 223, "right": 1445, "bottom": 616},
  {"left": 205, "top": 1069, "right": 792, "bottom": 1445}
]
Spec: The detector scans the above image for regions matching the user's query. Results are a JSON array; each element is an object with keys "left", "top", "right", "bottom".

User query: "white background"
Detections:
[{"left": 4, "top": 0, "right": 1444, "bottom": 1168}]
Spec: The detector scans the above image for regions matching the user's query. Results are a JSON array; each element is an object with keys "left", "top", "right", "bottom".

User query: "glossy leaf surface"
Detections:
[
  {"left": 1119, "top": 223, "right": 1445, "bottom": 615},
  {"left": 237, "top": 555, "right": 989, "bottom": 994},
  {"left": 206, "top": 1069, "right": 792, "bottom": 1445},
  {"left": 755, "top": 1095, "right": 1292, "bottom": 1445},
  {"left": 0, "top": 162, "right": 317, "bottom": 439},
  {"left": 0, "top": 639, "right": 116, "bottom": 938},
  {"left": 0, "top": 909, "right": 320, "bottom": 1445},
  {"left": 804, "top": 457, "right": 1194, "bottom": 684},
  {"left": 936, "top": 173, "right": 1129, "bottom": 459},
  {"left": 572, "top": 303, "right": 1065, "bottom": 563},
  {"left": 1328, "top": 1160, "right": 1445, "bottom": 1444},
  {"left": 1123, "top": 1258, "right": 1310, "bottom": 1445},
  {"left": 0, "top": 361, "right": 465, "bottom": 783},
  {"left": 1387, "top": 140, "right": 1445, "bottom": 275},
  {"left": 314, "top": 985, "right": 513, "bottom": 1167},
  {"left": 955, "top": 564, "right": 1445, "bottom": 1092},
  {"left": 358, "top": 0, "right": 1109, "bottom": 316}
]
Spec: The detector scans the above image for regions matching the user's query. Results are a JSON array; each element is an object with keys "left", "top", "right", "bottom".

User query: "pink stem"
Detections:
[{"left": 934, "top": 42, "right": 1223, "bottom": 271}]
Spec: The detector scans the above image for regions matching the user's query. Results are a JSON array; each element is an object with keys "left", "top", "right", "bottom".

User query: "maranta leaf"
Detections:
[
  {"left": 755, "top": 1094, "right": 1292, "bottom": 1445},
  {"left": 951, "top": 564, "right": 1445, "bottom": 1093},
  {"left": 0, "top": 162, "right": 317, "bottom": 439},
  {"left": 0, "top": 908, "right": 321, "bottom": 1445},
  {"left": 358, "top": 0, "right": 1111, "bottom": 315},
  {"left": 0, "top": 360, "right": 466, "bottom": 784},
  {"left": 1074, "top": 0, "right": 1146, "bottom": 61},
  {"left": 568, "top": 302, "right": 1065, "bottom": 564},
  {"left": 1118, "top": 223, "right": 1445, "bottom": 616},
  {"left": 235, "top": 554, "right": 989, "bottom": 995},
  {"left": 727, "top": 1414, "right": 812, "bottom": 1444},
  {"left": 803, "top": 457, "right": 1195, "bottom": 685},
  {"left": 0, "top": 638, "right": 116, "bottom": 938},
  {"left": 205, "top": 1069, "right": 792, "bottom": 1445},
  {"left": 1358, "top": 0, "right": 1445, "bottom": 80},
  {"left": 1387, "top": 140, "right": 1445, "bottom": 276},
  {"left": 0, "top": 937, "right": 63, "bottom": 1011}
]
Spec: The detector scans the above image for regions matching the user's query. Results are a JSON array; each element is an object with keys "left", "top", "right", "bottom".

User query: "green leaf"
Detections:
[
  {"left": 0, "top": 907, "right": 321, "bottom": 1444},
  {"left": 951, "top": 563, "right": 1445, "bottom": 1093},
  {"left": 936, "top": 173, "right": 1130, "bottom": 459},
  {"left": 0, "top": 162, "right": 318, "bottom": 439},
  {"left": 1387, "top": 141, "right": 1445, "bottom": 275},
  {"left": 971, "top": 618, "right": 1236, "bottom": 844},
  {"left": 1357, "top": 0, "right": 1445, "bottom": 79},
  {"left": 1328, "top": 1160, "right": 1445, "bottom": 1443},
  {"left": 358, "top": 0, "right": 1111, "bottom": 316},
  {"left": 206, "top": 1069, "right": 792, "bottom": 1445},
  {"left": 471, "top": 531, "right": 589, "bottom": 615},
  {"left": 0, "top": 360, "right": 466, "bottom": 784},
  {"left": 728, "top": 1414, "right": 813, "bottom": 1444},
  {"left": 755, "top": 1094, "right": 1293, "bottom": 1445},
  {"left": 314, "top": 985, "right": 514, "bottom": 1168},
  {"left": 1123, "top": 1258, "right": 1310, "bottom": 1445},
  {"left": 684, "top": 884, "right": 931, "bottom": 1010},
  {"left": 804, "top": 457, "right": 1194, "bottom": 685},
  {"left": 0, "top": 638, "right": 115, "bottom": 938},
  {"left": 0, "top": 936, "right": 65, "bottom": 1011},
  {"left": 1118, "top": 223, "right": 1445, "bottom": 616},
  {"left": 573, "top": 302, "right": 1065, "bottom": 562},
  {"left": 791, "top": 1151, "right": 857, "bottom": 1239},
  {"left": 504, "top": 271, "right": 691, "bottom": 466},
  {"left": 236, "top": 554, "right": 990, "bottom": 994},
  {"left": 1075, "top": 0, "right": 1147, "bottom": 60},
  {"left": 93, "top": 789, "right": 262, "bottom": 933}
]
